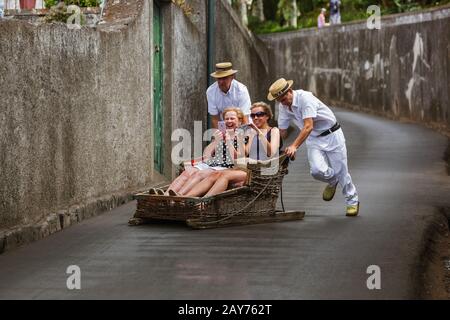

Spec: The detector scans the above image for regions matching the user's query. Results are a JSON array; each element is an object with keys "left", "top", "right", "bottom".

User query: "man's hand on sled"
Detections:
[{"left": 285, "top": 145, "right": 298, "bottom": 159}]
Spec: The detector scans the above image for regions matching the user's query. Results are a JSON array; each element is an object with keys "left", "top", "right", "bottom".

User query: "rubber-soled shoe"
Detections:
[
  {"left": 346, "top": 202, "right": 360, "bottom": 217},
  {"left": 323, "top": 183, "right": 338, "bottom": 201}
]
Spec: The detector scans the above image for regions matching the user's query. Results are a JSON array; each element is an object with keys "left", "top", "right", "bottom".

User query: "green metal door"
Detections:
[{"left": 153, "top": 2, "right": 163, "bottom": 173}]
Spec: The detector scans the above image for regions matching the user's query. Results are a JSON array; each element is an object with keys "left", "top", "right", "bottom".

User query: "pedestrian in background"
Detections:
[{"left": 329, "top": 0, "right": 341, "bottom": 25}]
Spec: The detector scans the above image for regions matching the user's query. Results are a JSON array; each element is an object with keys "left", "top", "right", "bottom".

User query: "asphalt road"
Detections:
[{"left": 0, "top": 108, "right": 449, "bottom": 299}]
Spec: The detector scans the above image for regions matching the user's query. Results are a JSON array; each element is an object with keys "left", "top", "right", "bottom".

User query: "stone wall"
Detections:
[
  {"left": 167, "top": 1, "right": 208, "bottom": 174},
  {"left": 0, "top": 0, "right": 156, "bottom": 231},
  {"left": 260, "top": 5, "right": 450, "bottom": 135},
  {"left": 0, "top": 0, "right": 211, "bottom": 238}
]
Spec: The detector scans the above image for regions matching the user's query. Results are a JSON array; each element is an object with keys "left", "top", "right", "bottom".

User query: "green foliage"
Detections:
[
  {"left": 263, "top": 0, "right": 279, "bottom": 20},
  {"left": 391, "top": 0, "right": 423, "bottom": 12},
  {"left": 44, "top": 2, "right": 87, "bottom": 24},
  {"left": 44, "top": 2, "right": 70, "bottom": 22},
  {"left": 298, "top": 14, "right": 318, "bottom": 28},
  {"left": 248, "top": 15, "right": 297, "bottom": 33},
  {"left": 277, "top": 0, "right": 299, "bottom": 23},
  {"left": 45, "top": 0, "right": 100, "bottom": 8},
  {"left": 45, "top": 0, "right": 100, "bottom": 10},
  {"left": 44, "top": 0, "right": 58, "bottom": 9}
]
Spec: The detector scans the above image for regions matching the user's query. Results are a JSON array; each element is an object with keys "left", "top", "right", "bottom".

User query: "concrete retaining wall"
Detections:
[
  {"left": 167, "top": 1, "right": 208, "bottom": 174},
  {"left": 260, "top": 5, "right": 450, "bottom": 135},
  {"left": 0, "top": 0, "right": 274, "bottom": 251},
  {"left": 0, "top": 0, "right": 210, "bottom": 239}
]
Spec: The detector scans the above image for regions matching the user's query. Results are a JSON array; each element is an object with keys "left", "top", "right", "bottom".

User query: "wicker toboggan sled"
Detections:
[{"left": 128, "top": 154, "right": 305, "bottom": 229}]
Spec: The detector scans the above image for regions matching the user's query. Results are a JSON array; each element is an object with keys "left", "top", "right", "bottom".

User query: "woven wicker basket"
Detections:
[{"left": 129, "top": 154, "right": 304, "bottom": 229}]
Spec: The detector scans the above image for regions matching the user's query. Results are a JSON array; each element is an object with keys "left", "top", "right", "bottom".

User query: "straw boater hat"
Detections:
[
  {"left": 210, "top": 62, "right": 238, "bottom": 78},
  {"left": 267, "top": 78, "right": 294, "bottom": 101}
]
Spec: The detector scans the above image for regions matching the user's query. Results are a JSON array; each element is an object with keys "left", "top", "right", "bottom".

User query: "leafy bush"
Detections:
[
  {"left": 45, "top": 0, "right": 100, "bottom": 9},
  {"left": 44, "top": 2, "right": 70, "bottom": 22},
  {"left": 63, "top": 0, "right": 100, "bottom": 7},
  {"left": 248, "top": 15, "right": 292, "bottom": 33}
]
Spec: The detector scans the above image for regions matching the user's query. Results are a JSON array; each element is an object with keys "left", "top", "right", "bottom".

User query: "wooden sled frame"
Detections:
[{"left": 129, "top": 154, "right": 305, "bottom": 229}]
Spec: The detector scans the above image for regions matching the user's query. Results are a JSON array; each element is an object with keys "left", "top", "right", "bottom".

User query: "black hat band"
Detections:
[{"left": 273, "top": 82, "right": 290, "bottom": 98}]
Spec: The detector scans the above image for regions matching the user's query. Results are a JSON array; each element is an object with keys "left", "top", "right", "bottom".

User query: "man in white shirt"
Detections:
[
  {"left": 207, "top": 62, "right": 251, "bottom": 128},
  {"left": 268, "top": 78, "right": 359, "bottom": 216}
]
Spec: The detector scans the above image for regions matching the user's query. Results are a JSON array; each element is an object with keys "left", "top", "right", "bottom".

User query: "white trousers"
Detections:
[{"left": 306, "top": 130, "right": 358, "bottom": 205}]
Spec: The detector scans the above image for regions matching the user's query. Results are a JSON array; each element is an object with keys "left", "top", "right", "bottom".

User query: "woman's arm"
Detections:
[{"left": 202, "top": 132, "right": 220, "bottom": 160}]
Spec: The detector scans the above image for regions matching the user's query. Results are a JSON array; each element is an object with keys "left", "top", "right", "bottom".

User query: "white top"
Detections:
[
  {"left": 206, "top": 79, "right": 251, "bottom": 119},
  {"left": 276, "top": 90, "right": 338, "bottom": 145}
]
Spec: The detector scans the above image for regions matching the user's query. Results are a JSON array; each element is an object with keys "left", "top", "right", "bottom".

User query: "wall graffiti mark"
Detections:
[{"left": 405, "top": 32, "right": 430, "bottom": 114}]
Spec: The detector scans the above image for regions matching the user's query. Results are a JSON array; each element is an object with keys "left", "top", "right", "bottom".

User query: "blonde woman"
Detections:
[{"left": 156, "top": 107, "right": 245, "bottom": 196}]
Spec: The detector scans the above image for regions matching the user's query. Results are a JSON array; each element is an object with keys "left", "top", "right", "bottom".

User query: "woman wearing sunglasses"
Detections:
[
  {"left": 246, "top": 103, "right": 281, "bottom": 161},
  {"left": 185, "top": 102, "right": 280, "bottom": 197},
  {"left": 153, "top": 107, "right": 245, "bottom": 196}
]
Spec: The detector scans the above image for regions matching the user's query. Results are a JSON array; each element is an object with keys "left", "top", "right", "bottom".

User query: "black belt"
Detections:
[{"left": 318, "top": 122, "right": 341, "bottom": 137}]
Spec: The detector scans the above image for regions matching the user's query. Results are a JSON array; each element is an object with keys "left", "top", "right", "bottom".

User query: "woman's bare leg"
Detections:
[
  {"left": 179, "top": 169, "right": 214, "bottom": 195},
  {"left": 204, "top": 170, "right": 247, "bottom": 197},
  {"left": 166, "top": 171, "right": 193, "bottom": 192},
  {"left": 185, "top": 171, "right": 222, "bottom": 197}
]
